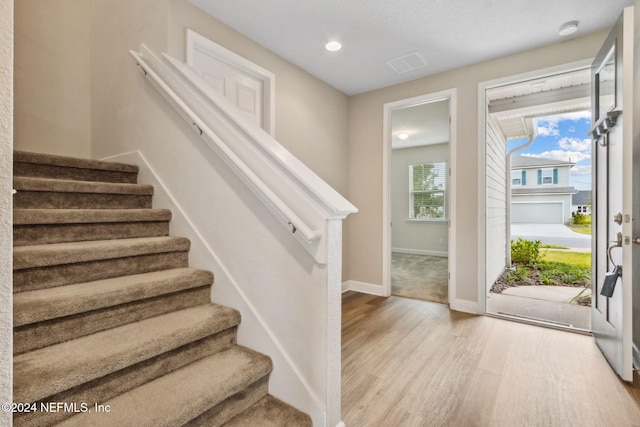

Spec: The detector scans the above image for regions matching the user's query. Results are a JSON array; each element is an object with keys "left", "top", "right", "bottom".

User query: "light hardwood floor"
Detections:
[{"left": 342, "top": 292, "right": 640, "bottom": 426}]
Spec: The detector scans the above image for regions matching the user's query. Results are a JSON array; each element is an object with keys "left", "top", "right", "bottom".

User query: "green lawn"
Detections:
[
  {"left": 568, "top": 225, "right": 592, "bottom": 235},
  {"left": 542, "top": 249, "right": 591, "bottom": 268},
  {"left": 569, "top": 214, "right": 592, "bottom": 235}
]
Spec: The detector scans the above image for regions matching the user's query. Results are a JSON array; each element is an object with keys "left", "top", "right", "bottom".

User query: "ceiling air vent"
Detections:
[{"left": 386, "top": 52, "right": 428, "bottom": 74}]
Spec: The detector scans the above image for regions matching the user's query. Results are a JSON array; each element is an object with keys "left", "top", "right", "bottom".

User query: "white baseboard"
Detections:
[
  {"left": 342, "top": 280, "right": 386, "bottom": 296},
  {"left": 449, "top": 298, "right": 478, "bottom": 314},
  {"left": 392, "top": 247, "right": 448, "bottom": 257}
]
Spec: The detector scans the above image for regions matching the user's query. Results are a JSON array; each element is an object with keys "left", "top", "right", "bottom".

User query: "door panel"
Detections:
[
  {"left": 191, "top": 53, "right": 263, "bottom": 126},
  {"left": 591, "top": 8, "right": 634, "bottom": 381},
  {"left": 185, "top": 29, "right": 274, "bottom": 134}
]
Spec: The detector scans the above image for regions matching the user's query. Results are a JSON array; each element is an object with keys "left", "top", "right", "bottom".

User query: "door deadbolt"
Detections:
[{"left": 614, "top": 212, "right": 623, "bottom": 225}]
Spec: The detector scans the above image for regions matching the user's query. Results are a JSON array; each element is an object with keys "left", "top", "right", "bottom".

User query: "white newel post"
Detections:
[{"left": 326, "top": 219, "right": 344, "bottom": 427}]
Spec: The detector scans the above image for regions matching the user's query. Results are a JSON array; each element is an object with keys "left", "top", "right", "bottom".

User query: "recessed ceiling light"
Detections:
[
  {"left": 325, "top": 41, "right": 342, "bottom": 52},
  {"left": 398, "top": 132, "right": 409, "bottom": 140},
  {"left": 558, "top": 21, "right": 578, "bottom": 37}
]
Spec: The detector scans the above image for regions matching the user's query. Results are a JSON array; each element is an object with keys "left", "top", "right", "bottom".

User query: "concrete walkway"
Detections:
[
  {"left": 487, "top": 286, "right": 591, "bottom": 330},
  {"left": 511, "top": 223, "right": 591, "bottom": 249}
]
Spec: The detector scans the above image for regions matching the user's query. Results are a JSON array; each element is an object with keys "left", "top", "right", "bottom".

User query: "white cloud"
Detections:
[
  {"left": 535, "top": 111, "right": 591, "bottom": 137},
  {"left": 558, "top": 137, "right": 591, "bottom": 152},
  {"left": 524, "top": 150, "right": 591, "bottom": 163},
  {"left": 536, "top": 123, "right": 559, "bottom": 136},
  {"left": 571, "top": 165, "right": 592, "bottom": 175}
]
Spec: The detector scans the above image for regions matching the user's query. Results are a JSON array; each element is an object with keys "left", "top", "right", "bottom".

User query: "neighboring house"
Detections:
[
  {"left": 572, "top": 190, "right": 592, "bottom": 215},
  {"left": 510, "top": 155, "right": 578, "bottom": 224}
]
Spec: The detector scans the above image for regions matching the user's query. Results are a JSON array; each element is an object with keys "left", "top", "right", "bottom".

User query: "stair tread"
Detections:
[
  {"left": 14, "top": 267, "right": 214, "bottom": 326},
  {"left": 13, "top": 176, "right": 153, "bottom": 195},
  {"left": 13, "top": 208, "right": 171, "bottom": 225},
  {"left": 57, "top": 346, "right": 272, "bottom": 427},
  {"left": 13, "top": 236, "right": 190, "bottom": 270},
  {"left": 14, "top": 304, "right": 241, "bottom": 403},
  {"left": 14, "top": 150, "right": 139, "bottom": 174},
  {"left": 225, "top": 395, "right": 312, "bottom": 427}
]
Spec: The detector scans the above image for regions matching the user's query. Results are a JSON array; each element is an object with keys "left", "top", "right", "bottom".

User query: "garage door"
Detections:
[{"left": 511, "top": 202, "right": 563, "bottom": 224}]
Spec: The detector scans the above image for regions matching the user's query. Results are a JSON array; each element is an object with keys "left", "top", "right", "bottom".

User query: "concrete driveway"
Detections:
[{"left": 511, "top": 223, "right": 591, "bottom": 249}]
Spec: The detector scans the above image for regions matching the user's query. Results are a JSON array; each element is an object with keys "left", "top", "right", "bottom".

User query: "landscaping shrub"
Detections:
[
  {"left": 571, "top": 212, "right": 591, "bottom": 225},
  {"left": 504, "top": 266, "right": 531, "bottom": 283},
  {"left": 511, "top": 238, "right": 543, "bottom": 266}
]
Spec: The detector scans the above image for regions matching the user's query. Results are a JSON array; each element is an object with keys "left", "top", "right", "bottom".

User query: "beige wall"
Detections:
[
  {"left": 347, "top": 31, "right": 608, "bottom": 304},
  {"left": 0, "top": 0, "right": 13, "bottom": 423},
  {"left": 14, "top": 0, "right": 91, "bottom": 157}
]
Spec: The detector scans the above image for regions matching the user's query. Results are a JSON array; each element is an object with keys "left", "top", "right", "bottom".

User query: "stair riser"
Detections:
[
  {"left": 15, "top": 287, "right": 211, "bottom": 354},
  {"left": 14, "top": 222, "right": 170, "bottom": 246},
  {"left": 14, "top": 252, "right": 189, "bottom": 292},
  {"left": 185, "top": 377, "right": 269, "bottom": 427},
  {"left": 14, "top": 162, "right": 138, "bottom": 184},
  {"left": 14, "top": 328, "right": 238, "bottom": 427},
  {"left": 14, "top": 191, "right": 152, "bottom": 209}
]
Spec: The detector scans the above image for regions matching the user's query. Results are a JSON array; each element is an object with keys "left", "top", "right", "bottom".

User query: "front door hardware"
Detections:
[
  {"left": 614, "top": 212, "right": 623, "bottom": 225},
  {"left": 589, "top": 110, "right": 621, "bottom": 147},
  {"left": 601, "top": 265, "right": 622, "bottom": 297}
]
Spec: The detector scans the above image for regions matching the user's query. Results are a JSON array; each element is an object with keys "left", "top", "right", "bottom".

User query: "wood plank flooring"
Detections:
[{"left": 342, "top": 292, "right": 640, "bottom": 426}]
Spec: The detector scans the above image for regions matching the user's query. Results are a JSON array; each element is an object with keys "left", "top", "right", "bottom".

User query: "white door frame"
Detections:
[
  {"left": 477, "top": 59, "right": 593, "bottom": 314},
  {"left": 382, "top": 89, "right": 457, "bottom": 304}
]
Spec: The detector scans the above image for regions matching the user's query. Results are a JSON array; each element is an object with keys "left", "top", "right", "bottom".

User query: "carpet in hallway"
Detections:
[{"left": 391, "top": 253, "right": 448, "bottom": 304}]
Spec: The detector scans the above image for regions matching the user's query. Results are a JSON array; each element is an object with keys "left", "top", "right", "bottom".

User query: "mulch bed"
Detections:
[{"left": 490, "top": 263, "right": 591, "bottom": 306}]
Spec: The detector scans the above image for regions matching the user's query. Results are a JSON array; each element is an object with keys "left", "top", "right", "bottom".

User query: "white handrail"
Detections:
[{"left": 129, "top": 45, "right": 357, "bottom": 263}]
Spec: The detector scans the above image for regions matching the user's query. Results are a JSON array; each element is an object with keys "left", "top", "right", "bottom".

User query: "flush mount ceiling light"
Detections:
[
  {"left": 558, "top": 21, "right": 578, "bottom": 37},
  {"left": 398, "top": 132, "right": 409, "bottom": 140},
  {"left": 325, "top": 41, "right": 342, "bottom": 52}
]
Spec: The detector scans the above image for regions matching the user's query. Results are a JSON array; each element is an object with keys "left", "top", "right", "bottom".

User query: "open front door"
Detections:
[{"left": 591, "top": 7, "right": 634, "bottom": 381}]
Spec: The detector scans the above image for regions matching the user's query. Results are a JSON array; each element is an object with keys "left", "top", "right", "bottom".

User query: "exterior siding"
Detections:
[{"left": 485, "top": 114, "right": 507, "bottom": 285}]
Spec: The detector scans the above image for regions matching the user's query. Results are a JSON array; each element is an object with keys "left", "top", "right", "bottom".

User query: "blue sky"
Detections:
[{"left": 507, "top": 111, "right": 592, "bottom": 191}]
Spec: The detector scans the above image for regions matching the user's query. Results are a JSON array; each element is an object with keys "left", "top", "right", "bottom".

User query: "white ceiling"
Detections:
[
  {"left": 391, "top": 99, "right": 449, "bottom": 149},
  {"left": 188, "top": 0, "right": 633, "bottom": 95}
]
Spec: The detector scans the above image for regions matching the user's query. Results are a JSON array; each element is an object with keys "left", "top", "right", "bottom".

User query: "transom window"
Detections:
[{"left": 409, "top": 162, "right": 446, "bottom": 220}]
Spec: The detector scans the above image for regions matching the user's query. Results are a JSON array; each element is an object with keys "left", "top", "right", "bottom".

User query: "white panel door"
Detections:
[
  {"left": 591, "top": 8, "right": 634, "bottom": 381},
  {"left": 191, "top": 49, "right": 263, "bottom": 126},
  {"left": 186, "top": 29, "right": 275, "bottom": 134}
]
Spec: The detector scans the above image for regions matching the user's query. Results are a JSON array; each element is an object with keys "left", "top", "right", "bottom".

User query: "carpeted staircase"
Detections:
[{"left": 12, "top": 150, "right": 312, "bottom": 427}]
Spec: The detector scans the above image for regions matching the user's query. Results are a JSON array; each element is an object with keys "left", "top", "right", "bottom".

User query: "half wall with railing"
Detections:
[{"left": 127, "top": 44, "right": 357, "bottom": 426}]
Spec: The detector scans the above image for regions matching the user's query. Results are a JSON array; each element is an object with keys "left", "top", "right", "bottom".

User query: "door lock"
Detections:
[
  {"left": 614, "top": 212, "right": 623, "bottom": 225},
  {"left": 633, "top": 237, "right": 640, "bottom": 245}
]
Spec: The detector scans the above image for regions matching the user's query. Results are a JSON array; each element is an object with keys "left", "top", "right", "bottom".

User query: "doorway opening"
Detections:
[
  {"left": 383, "top": 90, "right": 456, "bottom": 304},
  {"left": 483, "top": 66, "right": 594, "bottom": 331}
]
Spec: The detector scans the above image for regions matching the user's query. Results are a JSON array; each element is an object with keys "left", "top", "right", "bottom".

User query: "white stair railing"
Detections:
[{"left": 129, "top": 45, "right": 357, "bottom": 264}]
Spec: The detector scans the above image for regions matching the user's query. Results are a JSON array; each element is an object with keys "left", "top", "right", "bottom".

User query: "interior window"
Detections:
[{"left": 409, "top": 162, "right": 446, "bottom": 220}]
